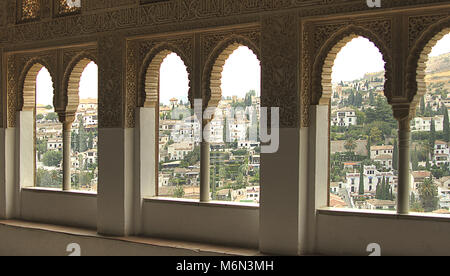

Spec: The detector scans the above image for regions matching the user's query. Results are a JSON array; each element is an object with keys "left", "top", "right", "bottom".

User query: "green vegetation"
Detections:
[{"left": 42, "top": 150, "right": 63, "bottom": 167}]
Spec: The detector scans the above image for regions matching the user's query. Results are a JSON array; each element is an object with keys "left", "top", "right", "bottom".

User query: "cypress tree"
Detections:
[
  {"left": 389, "top": 187, "right": 394, "bottom": 201},
  {"left": 443, "top": 106, "right": 450, "bottom": 143},
  {"left": 376, "top": 180, "right": 381, "bottom": 199},
  {"left": 393, "top": 138, "right": 399, "bottom": 171},
  {"left": 359, "top": 166, "right": 365, "bottom": 195},
  {"left": 430, "top": 119, "right": 436, "bottom": 158},
  {"left": 420, "top": 96, "right": 425, "bottom": 116}
]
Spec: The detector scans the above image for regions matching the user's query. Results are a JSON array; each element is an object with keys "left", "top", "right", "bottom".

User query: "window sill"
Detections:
[
  {"left": 317, "top": 207, "right": 450, "bottom": 222},
  {"left": 0, "top": 219, "right": 260, "bottom": 256},
  {"left": 143, "top": 197, "right": 259, "bottom": 210},
  {"left": 22, "top": 187, "right": 97, "bottom": 197}
]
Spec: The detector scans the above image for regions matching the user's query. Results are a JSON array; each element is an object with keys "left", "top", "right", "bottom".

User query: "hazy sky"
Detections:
[
  {"left": 429, "top": 33, "right": 450, "bottom": 57},
  {"left": 332, "top": 37, "right": 385, "bottom": 83},
  {"left": 159, "top": 46, "right": 261, "bottom": 105},
  {"left": 34, "top": 34, "right": 449, "bottom": 104},
  {"left": 36, "top": 61, "right": 98, "bottom": 106},
  {"left": 332, "top": 34, "right": 450, "bottom": 83}
]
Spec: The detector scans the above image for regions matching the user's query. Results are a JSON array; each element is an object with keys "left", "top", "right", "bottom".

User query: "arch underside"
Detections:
[{"left": 22, "top": 63, "right": 46, "bottom": 111}]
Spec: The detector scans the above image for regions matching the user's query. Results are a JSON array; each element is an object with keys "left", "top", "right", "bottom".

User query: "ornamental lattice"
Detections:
[{"left": 21, "top": 0, "right": 40, "bottom": 20}]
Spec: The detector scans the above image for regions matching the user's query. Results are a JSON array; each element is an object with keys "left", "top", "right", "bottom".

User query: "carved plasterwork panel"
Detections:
[
  {"left": 7, "top": 50, "right": 58, "bottom": 127},
  {"left": 261, "top": 13, "right": 299, "bottom": 129},
  {"left": 3, "top": 0, "right": 448, "bottom": 46},
  {"left": 19, "top": 0, "right": 40, "bottom": 22},
  {"left": 98, "top": 35, "right": 124, "bottom": 128}
]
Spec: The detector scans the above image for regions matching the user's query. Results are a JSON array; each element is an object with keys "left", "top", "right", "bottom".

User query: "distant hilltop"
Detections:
[
  {"left": 362, "top": 71, "right": 385, "bottom": 80},
  {"left": 426, "top": 52, "right": 450, "bottom": 74}
]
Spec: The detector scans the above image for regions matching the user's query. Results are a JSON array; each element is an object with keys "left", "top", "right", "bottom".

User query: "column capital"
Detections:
[{"left": 57, "top": 112, "right": 76, "bottom": 127}]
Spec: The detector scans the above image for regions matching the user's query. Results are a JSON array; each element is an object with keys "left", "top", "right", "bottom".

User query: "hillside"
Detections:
[{"left": 426, "top": 52, "right": 450, "bottom": 74}]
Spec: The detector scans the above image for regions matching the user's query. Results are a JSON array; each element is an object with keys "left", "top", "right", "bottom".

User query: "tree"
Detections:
[
  {"left": 36, "top": 138, "right": 48, "bottom": 159},
  {"left": 420, "top": 96, "right": 425, "bottom": 116},
  {"left": 369, "top": 91, "right": 375, "bottom": 106},
  {"left": 77, "top": 115, "right": 88, "bottom": 153},
  {"left": 369, "top": 127, "right": 383, "bottom": 146},
  {"left": 223, "top": 116, "right": 229, "bottom": 143},
  {"left": 411, "top": 148, "right": 419, "bottom": 171},
  {"left": 393, "top": 138, "right": 399, "bottom": 170},
  {"left": 45, "top": 112, "right": 58, "bottom": 122},
  {"left": 36, "top": 168, "right": 62, "bottom": 188},
  {"left": 359, "top": 166, "right": 365, "bottom": 195},
  {"left": 443, "top": 105, "right": 450, "bottom": 143},
  {"left": 174, "top": 185, "right": 185, "bottom": 198},
  {"left": 344, "top": 138, "right": 357, "bottom": 153},
  {"left": 87, "top": 132, "right": 94, "bottom": 149},
  {"left": 36, "top": 114, "right": 44, "bottom": 121},
  {"left": 430, "top": 118, "right": 436, "bottom": 158},
  {"left": 418, "top": 177, "right": 439, "bottom": 212},
  {"left": 42, "top": 151, "right": 63, "bottom": 167},
  {"left": 410, "top": 192, "right": 424, "bottom": 212}
]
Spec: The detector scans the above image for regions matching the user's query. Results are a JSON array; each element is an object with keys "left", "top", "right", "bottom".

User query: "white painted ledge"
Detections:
[
  {"left": 317, "top": 207, "right": 450, "bottom": 222},
  {"left": 144, "top": 196, "right": 259, "bottom": 210},
  {"left": 22, "top": 187, "right": 97, "bottom": 197}
]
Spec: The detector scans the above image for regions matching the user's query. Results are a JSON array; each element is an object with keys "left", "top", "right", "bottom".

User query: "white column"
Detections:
[
  {"left": 200, "top": 121, "right": 211, "bottom": 202},
  {"left": 63, "top": 122, "right": 72, "bottom": 191},
  {"left": 397, "top": 118, "right": 411, "bottom": 214}
]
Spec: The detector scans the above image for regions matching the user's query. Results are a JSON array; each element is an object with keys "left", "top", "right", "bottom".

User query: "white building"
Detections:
[
  {"left": 371, "top": 145, "right": 394, "bottom": 170},
  {"left": 434, "top": 141, "right": 450, "bottom": 167},
  {"left": 47, "top": 138, "right": 63, "bottom": 151},
  {"left": 168, "top": 142, "right": 195, "bottom": 161},
  {"left": 331, "top": 109, "right": 357, "bottom": 127},
  {"left": 412, "top": 115, "right": 444, "bottom": 132},
  {"left": 346, "top": 165, "right": 396, "bottom": 195}
]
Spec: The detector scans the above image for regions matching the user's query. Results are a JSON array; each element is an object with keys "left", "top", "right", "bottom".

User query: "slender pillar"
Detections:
[
  {"left": 200, "top": 121, "right": 211, "bottom": 202},
  {"left": 63, "top": 121, "right": 72, "bottom": 191},
  {"left": 397, "top": 118, "right": 411, "bottom": 214}
]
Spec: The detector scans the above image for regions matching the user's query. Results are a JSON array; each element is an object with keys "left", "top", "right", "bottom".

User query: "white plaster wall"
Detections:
[
  {"left": 20, "top": 189, "right": 97, "bottom": 229},
  {"left": 0, "top": 128, "right": 16, "bottom": 219},
  {"left": 316, "top": 211, "right": 450, "bottom": 256},
  {"left": 259, "top": 128, "right": 300, "bottom": 255},
  {"left": 97, "top": 128, "right": 134, "bottom": 236},
  {"left": 0, "top": 128, "right": 5, "bottom": 218},
  {"left": 142, "top": 200, "right": 259, "bottom": 249}
]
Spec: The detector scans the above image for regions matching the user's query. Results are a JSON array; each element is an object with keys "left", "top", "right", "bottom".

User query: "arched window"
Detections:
[
  {"left": 410, "top": 31, "right": 450, "bottom": 215},
  {"left": 155, "top": 52, "right": 196, "bottom": 199},
  {"left": 328, "top": 36, "right": 395, "bottom": 211},
  {"left": 208, "top": 45, "right": 261, "bottom": 203},
  {"left": 71, "top": 61, "right": 98, "bottom": 192},
  {"left": 35, "top": 67, "right": 62, "bottom": 188}
]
